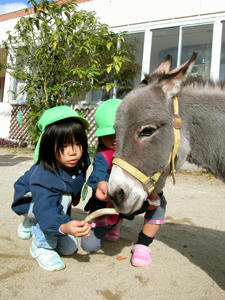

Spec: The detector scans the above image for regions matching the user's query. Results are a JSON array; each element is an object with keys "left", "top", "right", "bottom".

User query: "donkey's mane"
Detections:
[
  {"left": 141, "top": 73, "right": 225, "bottom": 91},
  {"left": 182, "top": 77, "right": 225, "bottom": 90}
]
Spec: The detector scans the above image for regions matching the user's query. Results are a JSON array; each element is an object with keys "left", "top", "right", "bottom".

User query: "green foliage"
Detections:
[
  {"left": 88, "top": 145, "right": 97, "bottom": 161},
  {"left": 2, "top": 0, "right": 139, "bottom": 145},
  {"left": 0, "top": 49, "right": 7, "bottom": 76}
]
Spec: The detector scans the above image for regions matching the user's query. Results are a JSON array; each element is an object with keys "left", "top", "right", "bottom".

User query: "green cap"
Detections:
[
  {"left": 34, "top": 105, "right": 89, "bottom": 163},
  {"left": 94, "top": 98, "right": 122, "bottom": 137}
]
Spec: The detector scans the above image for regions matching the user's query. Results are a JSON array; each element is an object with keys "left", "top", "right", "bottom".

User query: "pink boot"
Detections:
[
  {"left": 106, "top": 219, "right": 123, "bottom": 242},
  {"left": 131, "top": 244, "right": 152, "bottom": 267}
]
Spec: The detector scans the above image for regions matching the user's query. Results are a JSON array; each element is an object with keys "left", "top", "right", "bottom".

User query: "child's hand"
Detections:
[
  {"left": 147, "top": 193, "right": 161, "bottom": 210},
  {"left": 96, "top": 181, "right": 108, "bottom": 201},
  {"left": 59, "top": 220, "right": 90, "bottom": 237}
]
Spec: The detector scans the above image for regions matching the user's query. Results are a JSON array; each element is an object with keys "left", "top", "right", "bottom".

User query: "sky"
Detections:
[{"left": 0, "top": 0, "right": 32, "bottom": 15}]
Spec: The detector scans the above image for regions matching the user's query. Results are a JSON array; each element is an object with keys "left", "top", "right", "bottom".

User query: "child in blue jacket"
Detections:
[
  {"left": 12, "top": 106, "right": 91, "bottom": 271},
  {"left": 81, "top": 99, "right": 122, "bottom": 252}
]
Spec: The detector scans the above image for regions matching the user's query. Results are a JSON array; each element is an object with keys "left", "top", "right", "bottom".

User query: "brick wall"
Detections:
[{"left": 0, "top": 0, "right": 92, "bottom": 22}]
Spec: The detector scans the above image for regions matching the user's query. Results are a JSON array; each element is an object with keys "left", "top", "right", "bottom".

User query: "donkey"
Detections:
[{"left": 108, "top": 53, "right": 225, "bottom": 215}]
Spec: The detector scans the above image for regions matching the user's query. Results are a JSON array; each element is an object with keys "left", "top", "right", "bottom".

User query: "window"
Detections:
[
  {"left": 0, "top": 77, "right": 4, "bottom": 103},
  {"left": 219, "top": 22, "right": 225, "bottom": 81},
  {"left": 181, "top": 24, "right": 213, "bottom": 80},
  {"left": 149, "top": 24, "right": 213, "bottom": 80},
  {"left": 10, "top": 78, "right": 27, "bottom": 104},
  {"left": 123, "top": 32, "right": 144, "bottom": 87},
  {"left": 10, "top": 51, "right": 27, "bottom": 104},
  {"left": 150, "top": 27, "right": 179, "bottom": 73}
]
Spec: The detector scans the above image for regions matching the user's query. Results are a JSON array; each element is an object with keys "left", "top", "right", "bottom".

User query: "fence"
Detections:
[{"left": 9, "top": 104, "right": 98, "bottom": 147}]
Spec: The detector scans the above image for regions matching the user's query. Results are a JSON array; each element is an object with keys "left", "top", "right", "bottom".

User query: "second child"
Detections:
[
  {"left": 82, "top": 99, "right": 167, "bottom": 268},
  {"left": 81, "top": 98, "right": 122, "bottom": 252}
]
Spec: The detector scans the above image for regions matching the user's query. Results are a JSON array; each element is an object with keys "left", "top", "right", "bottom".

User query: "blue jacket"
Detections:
[
  {"left": 84, "top": 151, "right": 112, "bottom": 212},
  {"left": 87, "top": 151, "right": 111, "bottom": 190},
  {"left": 12, "top": 159, "right": 89, "bottom": 236}
]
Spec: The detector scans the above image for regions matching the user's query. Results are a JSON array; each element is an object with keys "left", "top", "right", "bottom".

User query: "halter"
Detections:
[{"left": 112, "top": 96, "right": 181, "bottom": 195}]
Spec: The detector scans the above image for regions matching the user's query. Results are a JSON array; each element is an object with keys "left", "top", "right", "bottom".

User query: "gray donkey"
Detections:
[{"left": 108, "top": 53, "right": 225, "bottom": 215}]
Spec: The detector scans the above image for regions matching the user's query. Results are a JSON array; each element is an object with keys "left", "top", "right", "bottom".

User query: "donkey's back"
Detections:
[{"left": 179, "top": 83, "right": 225, "bottom": 181}]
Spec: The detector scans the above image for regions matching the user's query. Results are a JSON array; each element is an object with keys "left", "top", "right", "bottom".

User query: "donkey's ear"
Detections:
[
  {"left": 158, "top": 52, "right": 197, "bottom": 99},
  {"left": 151, "top": 54, "right": 172, "bottom": 76},
  {"left": 141, "top": 54, "right": 172, "bottom": 85}
]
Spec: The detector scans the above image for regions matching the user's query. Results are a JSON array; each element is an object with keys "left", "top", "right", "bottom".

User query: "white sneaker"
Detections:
[
  {"left": 17, "top": 218, "right": 32, "bottom": 240},
  {"left": 30, "top": 242, "right": 65, "bottom": 271}
]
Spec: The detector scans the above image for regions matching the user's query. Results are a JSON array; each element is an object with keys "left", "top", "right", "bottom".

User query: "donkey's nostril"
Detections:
[
  {"left": 116, "top": 188, "right": 125, "bottom": 200},
  {"left": 110, "top": 188, "right": 125, "bottom": 207}
]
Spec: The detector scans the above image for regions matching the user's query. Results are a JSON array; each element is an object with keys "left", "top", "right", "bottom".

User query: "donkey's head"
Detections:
[{"left": 108, "top": 53, "right": 197, "bottom": 215}]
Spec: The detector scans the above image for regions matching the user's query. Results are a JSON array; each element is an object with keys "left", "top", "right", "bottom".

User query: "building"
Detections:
[{"left": 0, "top": 0, "right": 225, "bottom": 141}]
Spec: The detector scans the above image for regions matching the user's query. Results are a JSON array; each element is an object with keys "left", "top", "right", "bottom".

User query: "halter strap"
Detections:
[
  {"left": 113, "top": 154, "right": 171, "bottom": 195},
  {"left": 112, "top": 96, "right": 181, "bottom": 195},
  {"left": 171, "top": 96, "right": 181, "bottom": 184}
]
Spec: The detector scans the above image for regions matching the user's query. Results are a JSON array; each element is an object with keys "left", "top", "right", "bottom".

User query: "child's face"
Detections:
[
  {"left": 56, "top": 141, "right": 83, "bottom": 170},
  {"left": 101, "top": 134, "right": 116, "bottom": 150}
]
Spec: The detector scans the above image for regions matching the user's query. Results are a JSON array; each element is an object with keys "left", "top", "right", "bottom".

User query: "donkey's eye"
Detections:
[{"left": 138, "top": 126, "right": 156, "bottom": 138}]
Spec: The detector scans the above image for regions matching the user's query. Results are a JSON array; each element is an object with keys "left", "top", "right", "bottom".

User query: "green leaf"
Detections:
[
  {"left": 52, "top": 42, "right": 57, "bottom": 50},
  {"left": 106, "top": 42, "right": 113, "bottom": 51},
  {"left": 115, "top": 64, "right": 120, "bottom": 72},
  {"left": 106, "top": 64, "right": 112, "bottom": 73}
]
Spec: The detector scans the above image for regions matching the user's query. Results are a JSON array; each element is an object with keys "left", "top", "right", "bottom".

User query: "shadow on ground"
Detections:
[
  {"left": 157, "top": 222, "right": 225, "bottom": 290},
  {"left": 0, "top": 154, "right": 32, "bottom": 166},
  {"left": 72, "top": 207, "right": 225, "bottom": 290}
]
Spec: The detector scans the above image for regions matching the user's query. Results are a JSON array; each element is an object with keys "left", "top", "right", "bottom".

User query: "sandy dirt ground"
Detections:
[{"left": 0, "top": 147, "right": 224, "bottom": 300}]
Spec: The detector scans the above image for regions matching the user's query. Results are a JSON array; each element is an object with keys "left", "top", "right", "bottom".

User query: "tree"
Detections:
[{"left": 2, "top": 0, "right": 139, "bottom": 145}]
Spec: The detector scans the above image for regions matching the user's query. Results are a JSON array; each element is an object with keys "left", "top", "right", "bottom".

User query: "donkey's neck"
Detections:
[{"left": 180, "top": 86, "right": 225, "bottom": 182}]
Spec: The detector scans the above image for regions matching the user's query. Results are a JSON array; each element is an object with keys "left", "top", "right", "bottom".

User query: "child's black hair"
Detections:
[
  {"left": 38, "top": 118, "right": 88, "bottom": 174},
  {"left": 96, "top": 137, "right": 105, "bottom": 152}
]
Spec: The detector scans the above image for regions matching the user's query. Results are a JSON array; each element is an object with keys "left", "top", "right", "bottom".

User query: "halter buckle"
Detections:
[{"left": 144, "top": 178, "right": 155, "bottom": 194}]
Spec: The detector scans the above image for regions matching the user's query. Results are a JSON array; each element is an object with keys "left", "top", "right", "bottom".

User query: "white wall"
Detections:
[
  {"left": 80, "top": 0, "right": 225, "bottom": 28},
  {"left": 1, "top": 0, "right": 225, "bottom": 43},
  {"left": 0, "top": 18, "right": 19, "bottom": 42},
  {"left": 0, "top": 103, "right": 12, "bottom": 138},
  {"left": 0, "top": 19, "right": 19, "bottom": 139}
]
